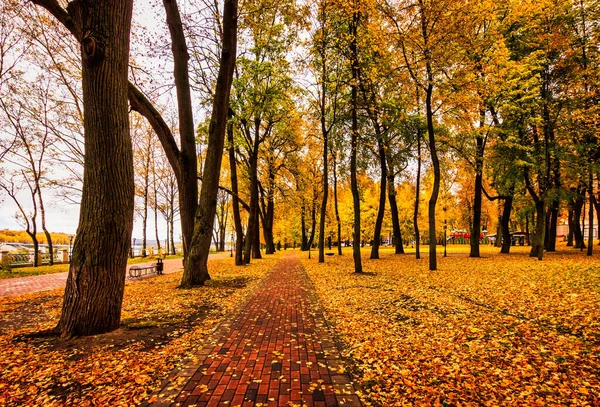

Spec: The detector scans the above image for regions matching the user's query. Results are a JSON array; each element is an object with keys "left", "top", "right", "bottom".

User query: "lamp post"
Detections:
[
  {"left": 69, "top": 235, "right": 74, "bottom": 264},
  {"left": 230, "top": 232, "right": 234, "bottom": 257},
  {"left": 131, "top": 238, "right": 136, "bottom": 258}
]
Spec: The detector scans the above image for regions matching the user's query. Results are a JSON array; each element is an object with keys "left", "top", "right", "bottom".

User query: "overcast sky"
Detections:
[{"left": 0, "top": 1, "right": 185, "bottom": 243}]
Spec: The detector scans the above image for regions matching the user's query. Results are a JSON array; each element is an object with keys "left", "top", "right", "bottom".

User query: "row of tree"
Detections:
[{"left": 1, "top": 0, "right": 599, "bottom": 337}]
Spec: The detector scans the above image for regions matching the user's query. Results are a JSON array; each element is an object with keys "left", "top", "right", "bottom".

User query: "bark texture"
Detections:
[
  {"left": 42, "top": 0, "right": 135, "bottom": 336},
  {"left": 181, "top": 0, "right": 237, "bottom": 287}
]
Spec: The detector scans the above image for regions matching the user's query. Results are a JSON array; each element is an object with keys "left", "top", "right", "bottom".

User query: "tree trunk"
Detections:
[
  {"left": 470, "top": 135, "right": 484, "bottom": 258},
  {"left": 388, "top": 169, "right": 404, "bottom": 254},
  {"left": 301, "top": 201, "right": 308, "bottom": 251},
  {"left": 574, "top": 196, "right": 586, "bottom": 249},
  {"left": 142, "top": 145, "right": 150, "bottom": 257},
  {"left": 307, "top": 201, "right": 317, "bottom": 249},
  {"left": 370, "top": 133, "right": 387, "bottom": 260},
  {"left": 525, "top": 213, "right": 531, "bottom": 246},
  {"left": 252, "top": 210, "right": 262, "bottom": 259},
  {"left": 243, "top": 135, "right": 259, "bottom": 264},
  {"left": 181, "top": 0, "right": 237, "bottom": 287},
  {"left": 333, "top": 154, "right": 342, "bottom": 256},
  {"left": 500, "top": 195, "right": 513, "bottom": 254},
  {"left": 162, "top": 0, "right": 198, "bottom": 259},
  {"left": 594, "top": 196, "right": 600, "bottom": 244},
  {"left": 349, "top": 10, "right": 362, "bottom": 273},
  {"left": 587, "top": 173, "right": 594, "bottom": 256},
  {"left": 530, "top": 200, "right": 545, "bottom": 259},
  {"left": 260, "top": 187, "right": 276, "bottom": 255},
  {"left": 153, "top": 155, "right": 161, "bottom": 252},
  {"left": 26, "top": 232, "right": 39, "bottom": 268},
  {"left": 425, "top": 82, "right": 440, "bottom": 270},
  {"left": 415, "top": 129, "right": 422, "bottom": 259},
  {"left": 318, "top": 95, "right": 328, "bottom": 262},
  {"left": 165, "top": 218, "right": 170, "bottom": 254},
  {"left": 545, "top": 200, "right": 558, "bottom": 251},
  {"left": 53, "top": 0, "right": 134, "bottom": 337},
  {"left": 170, "top": 210, "right": 175, "bottom": 255},
  {"left": 228, "top": 110, "right": 244, "bottom": 266},
  {"left": 37, "top": 189, "right": 53, "bottom": 266},
  {"left": 567, "top": 204, "right": 574, "bottom": 246}
]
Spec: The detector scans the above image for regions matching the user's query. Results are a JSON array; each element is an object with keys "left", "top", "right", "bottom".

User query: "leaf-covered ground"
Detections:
[
  {"left": 0, "top": 256, "right": 278, "bottom": 406},
  {"left": 301, "top": 244, "right": 600, "bottom": 406}
]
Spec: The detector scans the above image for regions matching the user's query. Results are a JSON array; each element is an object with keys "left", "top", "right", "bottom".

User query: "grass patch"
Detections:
[{"left": 0, "top": 263, "right": 70, "bottom": 280}]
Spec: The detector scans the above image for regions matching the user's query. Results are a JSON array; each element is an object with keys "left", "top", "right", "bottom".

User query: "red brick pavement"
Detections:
[
  {"left": 0, "top": 253, "right": 230, "bottom": 298},
  {"left": 145, "top": 254, "right": 362, "bottom": 407}
]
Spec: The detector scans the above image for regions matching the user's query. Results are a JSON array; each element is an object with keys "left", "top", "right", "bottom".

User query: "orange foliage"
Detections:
[{"left": 301, "top": 245, "right": 600, "bottom": 406}]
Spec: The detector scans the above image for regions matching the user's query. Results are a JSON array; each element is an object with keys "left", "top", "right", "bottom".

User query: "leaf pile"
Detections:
[
  {"left": 301, "top": 245, "right": 600, "bottom": 406},
  {"left": 0, "top": 256, "right": 278, "bottom": 406}
]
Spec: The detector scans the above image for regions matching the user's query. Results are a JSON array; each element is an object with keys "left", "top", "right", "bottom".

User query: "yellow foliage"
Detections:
[{"left": 0, "top": 230, "right": 73, "bottom": 245}]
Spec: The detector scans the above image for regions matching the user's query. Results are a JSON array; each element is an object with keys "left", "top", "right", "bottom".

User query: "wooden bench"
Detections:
[{"left": 128, "top": 258, "right": 164, "bottom": 278}]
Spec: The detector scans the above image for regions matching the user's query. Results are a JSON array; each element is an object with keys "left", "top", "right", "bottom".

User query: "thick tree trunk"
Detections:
[
  {"left": 181, "top": 0, "right": 237, "bottom": 287},
  {"left": 349, "top": 10, "right": 362, "bottom": 273},
  {"left": 370, "top": 134, "right": 387, "bottom": 260},
  {"left": 333, "top": 155, "right": 342, "bottom": 256},
  {"left": 228, "top": 111, "right": 244, "bottom": 266},
  {"left": 54, "top": 0, "right": 134, "bottom": 337},
  {"left": 500, "top": 195, "right": 513, "bottom": 254}
]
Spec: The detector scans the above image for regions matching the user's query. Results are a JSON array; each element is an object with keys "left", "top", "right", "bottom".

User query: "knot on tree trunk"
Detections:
[{"left": 82, "top": 32, "right": 105, "bottom": 65}]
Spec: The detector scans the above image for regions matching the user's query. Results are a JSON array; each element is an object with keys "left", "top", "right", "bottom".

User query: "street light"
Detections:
[
  {"left": 69, "top": 235, "right": 74, "bottom": 264},
  {"left": 230, "top": 232, "right": 234, "bottom": 257}
]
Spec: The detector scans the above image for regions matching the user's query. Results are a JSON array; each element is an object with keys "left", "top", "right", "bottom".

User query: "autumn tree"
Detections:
[
  {"left": 31, "top": 0, "right": 135, "bottom": 336},
  {"left": 384, "top": 0, "right": 464, "bottom": 270},
  {"left": 181, "top": 0, "right": 238, "bottom": 286}
]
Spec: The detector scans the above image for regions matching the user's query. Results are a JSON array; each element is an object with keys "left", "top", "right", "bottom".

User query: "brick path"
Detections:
[
  {"left": 0, "top": 253, "right": 230, "bottom": 298},
  {"left": 145, "top": 254, "right": 362, "bottom": 407}
]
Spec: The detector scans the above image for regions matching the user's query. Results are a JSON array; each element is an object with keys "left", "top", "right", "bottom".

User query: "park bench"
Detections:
[{"left": 128, "top": 258, "right": 164, "bottom": 278}]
